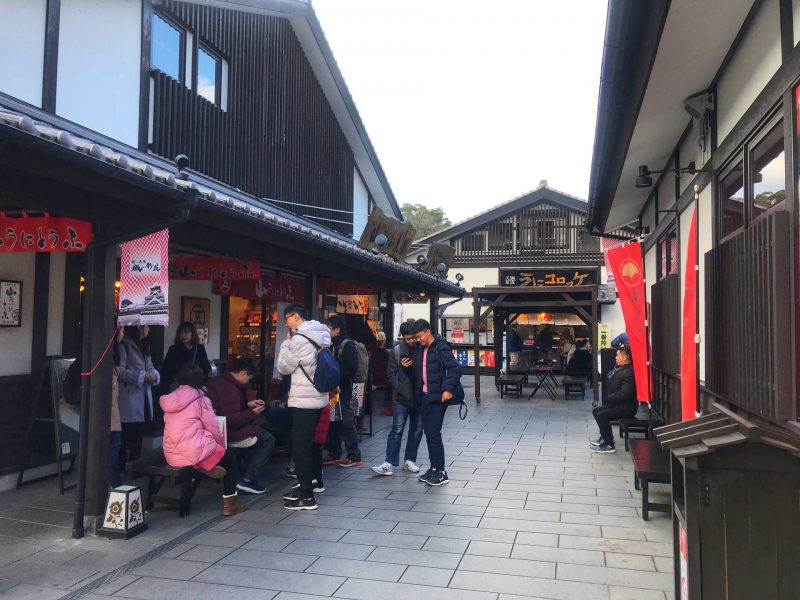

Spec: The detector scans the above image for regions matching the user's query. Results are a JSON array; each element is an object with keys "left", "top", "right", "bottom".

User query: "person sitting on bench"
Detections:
[
  {"left": 160, "top": 364, "right": 246, "bottom": 517},
  {"left": 590, "top": 345, "right": 637, "bottom": 454},
  {"left": 566, "top": 340, "right": 592, "bottom": 378}
]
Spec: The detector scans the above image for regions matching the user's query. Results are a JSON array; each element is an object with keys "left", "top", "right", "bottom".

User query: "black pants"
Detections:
[
  {"left": 326, "top": 391, "right": 361, "bottom": 461},
  {"left": 421, "top": 395, "right": 448, "bottom": 471},
  {"left": 312, "top": 443, "right": 323, "bottom": 484},
  {"left": 290, "top": 407, "right": 321, "bottom": 498},
  {"left": 233, "top": 428, "right": 275, "bottom": 482},
  {"left": 216, "top": 449, "right": 241, "bottom": 496},
  {"left": 593, "top": 404, "right": 637, "bottom": 447},
  {"left": 120, "top": 422, "right": 144, "bottom": 470}
]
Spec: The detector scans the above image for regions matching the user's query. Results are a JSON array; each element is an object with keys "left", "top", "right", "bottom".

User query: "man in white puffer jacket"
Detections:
[{"left": 277, "top": 303, "right": 332, "bottom": 510}]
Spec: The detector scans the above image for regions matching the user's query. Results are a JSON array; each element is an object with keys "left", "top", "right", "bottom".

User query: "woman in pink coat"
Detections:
[{"left": 160, "top": 364, "right": 246, "bottom": 516}]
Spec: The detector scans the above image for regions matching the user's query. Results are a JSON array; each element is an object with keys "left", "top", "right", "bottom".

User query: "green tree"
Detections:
[{"left": 401, "top": 203, "right": 452, "bottom": 239}]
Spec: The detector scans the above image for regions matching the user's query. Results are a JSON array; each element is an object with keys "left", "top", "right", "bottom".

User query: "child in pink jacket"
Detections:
[{"left": 160, "top": 364, "right": 246, "bottom": 517}]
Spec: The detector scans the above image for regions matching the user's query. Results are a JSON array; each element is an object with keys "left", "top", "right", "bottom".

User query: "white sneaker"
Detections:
[
  {"left": 371, "top": 462, "right": 394, "bottom": 476},
  {"left": 403, "top": 460, "right": 421, "bottom": 474}
]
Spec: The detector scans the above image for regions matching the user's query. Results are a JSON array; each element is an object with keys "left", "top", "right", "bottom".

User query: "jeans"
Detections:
[
  {"left": 385, "top": 402, "right": 423, "bottom": 466},
  {"left": 233, "top": 428, "right": 275, "bottom": 482},
  {"left": 593, "top": 404, "right": 638, "bottom": 447},
  {"left": 109, "top": 431, "right": 122, "bottom": 487},
  {"left": 421, "top": 394, "right": 448, "bottom": 470},
  {"left": 290, "top": 407, "right": 322, "bottom": 498}
]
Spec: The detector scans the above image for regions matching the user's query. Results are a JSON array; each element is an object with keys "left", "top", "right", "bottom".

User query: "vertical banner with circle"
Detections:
[
  {"left": 606, "top": 241, "right": 649, "bottom": 402},
  {"left": 680, "top": 209, "right": 698, "bottom": 421},
  {"left": 118, "top": 229, "right": 170, "bottom": 327}
]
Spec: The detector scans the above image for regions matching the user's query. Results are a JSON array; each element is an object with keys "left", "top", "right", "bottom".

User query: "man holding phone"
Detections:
[
  {"left": 206, "top": 357, "right": 275, "bottom": 494},
  {"left": 371, "top": 321, "right": 423, "bottom": 476}
]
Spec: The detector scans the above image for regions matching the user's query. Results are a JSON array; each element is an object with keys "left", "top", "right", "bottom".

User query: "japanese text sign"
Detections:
[
  {"left": 170, "top": 256, "right": 260, "bottom": 280},
  {"left": 500, "top": 269, "right": 597, "bottom": 287},
  {"left": 0, "top": 214, "right": 92, "bottom": 252}
]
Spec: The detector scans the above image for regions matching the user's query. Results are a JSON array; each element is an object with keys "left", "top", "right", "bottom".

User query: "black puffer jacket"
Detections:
[
  {"left": 387, "top": 341, "right": 417, "bottom": 409},
  {"left": 414, "top": 337, "right": 461, "bottom": 403},
  {"left": 605, "top": 363, "right": 636, "bottom": 407}
]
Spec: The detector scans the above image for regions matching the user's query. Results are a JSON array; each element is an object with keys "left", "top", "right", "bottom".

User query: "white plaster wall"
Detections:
[
  {"left": 0, "top": 0, "right": 46, "bottom": 106},
  {"left": 697, "top": 186, "right": 713, "bottom": 382},
  {"left": 46, "top": 253, "right": 65, "bottom": 356},
  {"left": 353, "top": 169, "right": 369, "bottom": 240},
  {"left": 398, "top": 301, "right": 429, "bottom": 323},
  {"left": 56, "top": 0, "right": 142, "bottom": 146},
  {"left": 600, "top": 301, "right": 626, "bottom": 343},
  {"left": 0, "top": 254, "right": 35, "bottom": 376},
  {"left": 795, "top": 0, "right": 800, "bottom": 46},
  {"left": 716, "top": 0, "right": 782, "bottom": 142},
  {"left": 167, "top": 280, "right": 221, "bottom": 361},
  {"left": 678, "top": 121, "right": 701, "bottom": 196},
  {"left": 644, "top": 245, "right": 657, "bottom": 305},
  {"left": 642, "top": 197, "right": 657, "bottom": 233}
]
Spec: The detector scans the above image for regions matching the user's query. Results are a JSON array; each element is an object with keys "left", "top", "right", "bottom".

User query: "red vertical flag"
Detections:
[
  {"left": 607, "top": 241, "right": 649, "bottom": 402},
  {"left": 680, "top": 209, "right": 698, "bottom": 420}
]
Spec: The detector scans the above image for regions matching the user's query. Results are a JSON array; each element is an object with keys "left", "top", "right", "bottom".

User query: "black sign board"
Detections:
[{"left": 499, "top": 268, "right": 598, "bottom": 287}]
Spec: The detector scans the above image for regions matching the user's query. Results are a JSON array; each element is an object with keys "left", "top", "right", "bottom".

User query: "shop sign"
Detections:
[
  {"left": 0, "top": 214, "right": 92, "bottom": 252},
  {"left": 118, "top": 229, "right": 169, "bottom": 327},
  {"left": 499, "top": 268, "right": 597, "bottom": 287},
  {"left": 318, "top": 278, "right": 379, "bottom": 295},
  {"left": 213, "top": 275, "right": 304, "bottom": 302},
  {"left": 598, "top": 324, "right": 611, "bottom": 349},
  {"left": 170, "top": 256, "right": 260, "bottom": 280},
  {"left": 336, "top": 295, "right": 369, "bottom": 314},
  {"left": 679, "top": 524, "right": 689, "bottom": 600}
]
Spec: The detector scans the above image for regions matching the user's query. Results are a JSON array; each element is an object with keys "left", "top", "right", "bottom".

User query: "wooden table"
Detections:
[
  {"left": 629, "top": 439, "right": 671, "bottom": 520},
  {"left": 528, "top": 366, "right": 558, "bottom": 401}
]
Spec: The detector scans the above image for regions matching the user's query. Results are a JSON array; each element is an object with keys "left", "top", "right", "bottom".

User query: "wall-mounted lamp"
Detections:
[
  {"left": 416, "top": 255, "right": 428, "bottom": 266},
  {"left": 455, "top": 272, "right": 465, "bottom": 287},
  {"left": 435, "top": 262, "right": 447, "bottom": 274},
  {"left": 635, "top": 161, "right": 711, "bottom": 188},
  {"left": 374, "top": 233, "right": 388, "bottom": 246}
]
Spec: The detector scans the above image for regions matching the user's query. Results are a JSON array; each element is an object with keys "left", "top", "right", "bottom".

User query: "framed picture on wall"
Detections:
[
  {"left": 0, "top": 280, "right": 22, "bottom": 327},
  {"left": 182, "top": 296, "right": 211, "bottom": 345}
]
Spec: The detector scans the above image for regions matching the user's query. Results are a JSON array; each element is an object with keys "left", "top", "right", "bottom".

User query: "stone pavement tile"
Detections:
[
  {"left": 421, "top": 537, "right": 469, "bottom": 554},
  {"left": 605, "top": 553, "right": 656, "bottom": 571},
  {"left": 61, "top": 549, "right": 135, "bottom": 572},
  {"left": 0, "top": 583, "right": 70, "bottom": 599},
  {"left": 386, "top": 491, "right": 455, "bottom": 504},
  {"left": 601, "top": 526, "right": 648, "bottom": 541},
  {"left": 462, "top": 481, "right": 499, "bottom": 490},
  {"left": 653, "top": 556, "right": 673, "bottom": 573},
  {"left": 513, "top": 531, "right": 559, "bottom": 547},
  {"left": 440, "top": 514, "right": 481, "bottom": 527},
  {"left": 438, "top": 487, "right": 527, "bottom": 501},
  {"left": 565, "top": 512, "right": 660, "bottom": 528},
  {"left": 280, "top": 514, "right": 397, "bottom": 533},
  {"left": 93, "top": 574, "right": 141, "bottom": 595},
  {"left": 562, "top": 494, "right": 640, "bottom": 507},
  {"left": 488, "top": 498, "right": 525, "bottom": 509},
  {"left": 220, "top": 548, "right": 317, "bottom": 572},
  {"left": 107, "top": 576, "right": 279, "bottom": 600},
  {"left": 451, "top": 495, "right": 491, "bottom": 507},
  {"left": 241, "top": 536, "right": 295, "bottom": 552},
  {"left": 274, "top": 594, "right": 341, "bottom": 600},
  {"left": 367, "top": 547, "right": 462, "bottom": 569},
  {"left": 283, "top": 539, "right": 374, "bottom": 560},
  {"left": 306, "top": 556, "right": 406, "bottom": 582},
  {"left": 558, "top": 563, "right": 673, "bottom": 591},
  {"left": 465, "top": 540, "right": 512, "bottom": 557},
  {"left": 324, "top": 487, "right": 391, "bottom": 500},
  {"left": 460, "top": 553, "right": 555, "bottom": 579},
  {"left": 526, "top": 491, "right": 563, "bottom": 502},
  {"left": 399, "top": 565, "right": 454, "bottom": 586},
  {"left": 129, "top": 557, "right": 210, "bottom": 580},
  {"left": 295, "top": 505, "right": 372, "bottom": 519},
  {"left": 609, "top": 587, "right": 667, "bottom": 600},
  {"left": 345, "top": 497, "right": 414, "bottom": 511},
  {"left": 473, "top": 467, "right": 506, "bottom": 476},
  {"left": 511, "top": 543, "right": 604, "bottom": 566},
  {"left": 193, "top": 564, "right": 344, "bottom": 595},
  {"left": 394, "top": 521, "right": 515, "bottom": 543},
  {"left": 0, "top": 561, "right": 99, "bottom": 589},
  {"left": 600, "top": 505, "right": 640, "bottom": 517},
  {"left": 176, "top": 545, "right": 234, "bottom": 563},
  {"left": 365, "top": 509, "right": 443, "bottom": 524},
  {"left": 160, "top": 543, "right": 195, "bottom": 558},
  {"left": 226, "top": 522, "right": 348, "bottom": 542},
  {"left": 485, "top": 506, "right": 561, "bottom": 523},
  {"left": 643, "top": 527, "right": 672, "bottom": 542},
  {"left": 450, "top": 570, "right": 608, "bottom": 600},
  {"left": 341, "top": 530, "right": 426, "bottom": 549},
  {"left": 335, "top": 577, "right": 495, "bottom": 600},
  {"left": 525, "top": 500, "right": 598, "bottom": 514},
  {"left": 480, "top": 516, "right": 601, "bottom": 537},
  {"left": 314, "top": 495, "right": 349, "bottom": 506},
  {"left": 187, "top": 530, "right": 255, "bottom": 548},
  {"left": 208, "top": 518, "right": 238, "bottom": 531}
]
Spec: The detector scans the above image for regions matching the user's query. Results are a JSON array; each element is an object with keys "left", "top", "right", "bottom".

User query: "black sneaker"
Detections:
[
  {"left": 417, "top": 468, "right": 433, "bottom": 482},
  {"left": 589, "top": 437, "right": 604, "bottom": 447},
  {"left": 591, "top": 442, "right": 616, "bottom": 454},
  {"left": 283, "top": 496, "right": 318, "bottom": 511},
  {"left": 425, "top": 470, "right": 449, "bottom": 486},
  {"left": 285, "top": 465, "right": 297, "bottom": 479},
  {"left": 282, "top": 488, "right": 300, "bottom": 501},
  {"left": 291, "top": 479, "right": 323, "bottom": 492}
]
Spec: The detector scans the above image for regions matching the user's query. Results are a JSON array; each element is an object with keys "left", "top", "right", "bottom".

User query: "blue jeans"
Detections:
[{"left": 385, "top": 402, "right": 423, "bottom": 466}]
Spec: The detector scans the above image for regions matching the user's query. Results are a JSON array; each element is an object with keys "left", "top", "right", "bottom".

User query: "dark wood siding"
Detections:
[
  {"left": 151, "top": 1, "right": 355, "bottom": 235},
  {"left": 705, "top": 210, "right": 795, "bottom": 422},
  {"left": 651, "top": 273, "right": 680, "bottom": 375}
]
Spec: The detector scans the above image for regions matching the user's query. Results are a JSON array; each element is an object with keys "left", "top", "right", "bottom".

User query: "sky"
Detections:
[{"left": 312, "top": 0, "right": 609, "bottom": 224}]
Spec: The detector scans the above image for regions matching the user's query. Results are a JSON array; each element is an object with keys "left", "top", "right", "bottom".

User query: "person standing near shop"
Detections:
[
  {"left": 507, "top": 324, "right": 523, "bottom": 368},
  {"left": 117, "top": 325, "right": 160, "bottom": 469},
  {"left": 371, "top": 321, "right": 422, "bottom": 476},
  {"left": 590, "top": 345, "right": 637, "bottom": 453},
  {"left": 160, "top": 322, "right": 211, "bottom": 392},
  {"left": 277, "top": 303, "right": 332, "bottom": 510},
  {"left": 411, "top": 318, "right": 461, "bottom": 486},
  {"left": 324, "top": 315, "right": 363, "bottom": 468}
]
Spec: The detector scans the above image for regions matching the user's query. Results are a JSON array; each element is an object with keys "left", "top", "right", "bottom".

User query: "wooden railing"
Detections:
[{"left": 652, "top": 367, "right": 681, "bottom": 425}]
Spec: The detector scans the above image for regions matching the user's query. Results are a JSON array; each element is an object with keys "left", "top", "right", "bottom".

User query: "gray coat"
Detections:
[
  {"left": 117, "top": 337, "right": 160, "bottom": 423},
  {"left": 386, "top": 341, "right": 417, "bottom": 409}
]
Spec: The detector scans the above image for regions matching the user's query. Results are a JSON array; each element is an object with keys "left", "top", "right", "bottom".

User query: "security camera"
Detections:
[{"left": 684, "top": 92, "right": 714, "bottom": 120}]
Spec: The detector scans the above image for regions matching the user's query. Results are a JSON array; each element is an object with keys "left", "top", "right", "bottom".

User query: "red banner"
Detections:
[
  {"left": 213, "top": 275, "right": 304, "bottom": 302},
  {"left": 680, "top": 209, "right": 698, "bottom": 421},
  {"left": 317, "top": 278, "right": 379, "bottom": 295},
  {"left": 606, "top": 241, "right": 649, "bottom": 402},
  {"left": 169, "top": 256, "right": 260, "bottom": 280},
  {"left": 0, "top": 214, "right": 92, "bottom": 252},
  {"left": 118, "top": 229, "right": 169, "bottom": 327}
]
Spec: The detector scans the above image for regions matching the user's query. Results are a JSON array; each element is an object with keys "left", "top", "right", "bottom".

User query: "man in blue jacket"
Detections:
[{"left": 411, "top": 319, "right": 462, "bottom": 486}]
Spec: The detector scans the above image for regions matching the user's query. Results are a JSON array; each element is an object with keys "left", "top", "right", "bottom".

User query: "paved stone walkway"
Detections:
[{"left": 0, "top": 378, "right": 673, "bottom": 600}]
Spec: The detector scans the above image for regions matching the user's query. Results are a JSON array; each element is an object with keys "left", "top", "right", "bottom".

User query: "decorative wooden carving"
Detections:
[
  {"left": 357, "top": 207, "right": 416, "bottom": 261},
  {"left": 420, "top": 242, "right": 455, "bottom": 277}
]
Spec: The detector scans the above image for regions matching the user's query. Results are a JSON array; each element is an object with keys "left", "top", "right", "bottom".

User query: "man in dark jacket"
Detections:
[
  {"left": 206, "top": 357, "right": 275, "bottom": 493},
  {"left": 325, "top": 315, "right": 362, "bottom": 467},
  {"left": 411, "top": 319, "right": 462, "bottom": 486},
  {"left": 507, "top": 324, "right": 523, "bottom": 367},
  {"left": 371, "top": 321, "right": 423, "bottom": 476},
  {"left": 590, "top": 345, "right": 637, "bottom": 453}
]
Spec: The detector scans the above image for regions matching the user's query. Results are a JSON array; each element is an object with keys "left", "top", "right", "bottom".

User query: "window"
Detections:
[
  {"left": 750, "top": 122, "right": 785, "bottom": 218},
  {"left": 577, "top": 229, "right": 600, "bottom": 252},
  {"left": 152, "top": 14, "right": 184, "bottom": 81},
  {"left": 197, "top": 46, "right": 220, "bottom": 104},
  {"left": 536, "top": 220, "right": 555, "bottom": 240},
  {"left": 719, "top": 160, "right": 744, "bottom": 239}
]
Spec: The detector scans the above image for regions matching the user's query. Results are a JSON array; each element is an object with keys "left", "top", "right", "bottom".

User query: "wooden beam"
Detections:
[
  {"left": 473, "top": 296, "right": 481, "bottom": 402},
  {"left": 481, "top": 294, "right": 505, "bottom": 319},
  {"left": 479, "top": 300, "right": 595, "bottom": 309}
]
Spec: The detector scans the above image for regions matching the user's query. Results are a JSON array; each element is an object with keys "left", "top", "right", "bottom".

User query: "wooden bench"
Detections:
[
  {"left": 629, "top": 439, "right": 671, "bottom": 521},
  {"left": 498, "top": 375, "right": 525, "bottom": 398},
  {"left": 127, "top": 453, "right": 213, "bottom": 517},
  {"left": 507, "top": 368, "right": 529, "bottom": 385},
  {"left": 562, "top": 375, "right": 586, "bottom": 400}
]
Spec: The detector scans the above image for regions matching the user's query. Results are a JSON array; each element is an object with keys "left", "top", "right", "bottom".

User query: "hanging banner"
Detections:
[
  {"left": 606, "top": 241, "right": 649, "bottom": 402},
  {"left": 681, "top": 209, "right": 698, "bottom": 421},
  {"left": 0, "top": 214, "right": 92, "bottom": 252},
  {"left": 213, "top": 275, "right": 304, "bottom": 302},
  {"left": 170, "top": 256, "right": 260, "bottom": 280},
  {"left": 118, "top": 229, "right": 169, "bottom": 327}
]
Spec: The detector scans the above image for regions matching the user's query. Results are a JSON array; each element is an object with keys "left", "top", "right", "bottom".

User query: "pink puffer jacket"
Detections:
[{"left": 160, "top": 386, "right": 223, "bottom": 468}]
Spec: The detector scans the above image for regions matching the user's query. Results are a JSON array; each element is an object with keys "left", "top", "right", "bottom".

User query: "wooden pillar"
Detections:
[
  {"left": 219, "top": 295, "right": 230, "bottom": 365},
  {"left": 305, "top": 271, "right": 317, "bottom": 320},
  {"left": 384, "top": 289, "right": 394, "bottom": 341},
  {"left": 493, "top": 309, "right": 503, "bottom": 388},
  {"left": 429, "top": 292, "right": 439, "bottom": 335},
  {"left": 31, "top": 253, "right": 51, "bottom": 379},
  {"left": 473, "top": 293, "right": 481, "bottom": 402},
  {"left": 591, "top": 289, "right": 599, "bottom": 404},
  {"left": 83, "top": 245, "right": 117, "bottom": 522},
  {"left": 62, "top": 253, "right": 83, "bottom": 356}
]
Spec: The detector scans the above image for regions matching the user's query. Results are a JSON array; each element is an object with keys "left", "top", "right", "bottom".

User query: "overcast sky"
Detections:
[{"left": 312, "top": 0, "right": 608, "bottom": 223}]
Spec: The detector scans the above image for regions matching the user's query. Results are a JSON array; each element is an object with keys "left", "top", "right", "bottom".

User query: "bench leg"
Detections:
[
  {"left": 641, "top": 478, "right": 649, "bottom": 521},
  {"left": 634, "top": 476, "right": 640, "bottom": 491}
]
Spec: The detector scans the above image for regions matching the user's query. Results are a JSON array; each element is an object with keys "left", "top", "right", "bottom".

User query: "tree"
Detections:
[{"left": 401, "top": 203, "right": 452, "bottom": 239}]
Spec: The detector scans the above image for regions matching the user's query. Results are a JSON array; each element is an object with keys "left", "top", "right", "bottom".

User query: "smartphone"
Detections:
[{"left": 401, "top": 353, "right": 412, "bottom": 363}]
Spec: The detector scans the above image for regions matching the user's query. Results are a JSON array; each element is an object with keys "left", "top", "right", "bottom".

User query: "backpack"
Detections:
[
  {"left": 62, "top": 358, "right": 82, "bottom": 405},
  {"left": 340, "top": 339, "right": 369, "bottom": 383},
  {"left": 431, "top": 342, "right": 468, "bottom": 420},
  {"left": 294, "top": 332, "right": 341, "bottom": 393}
]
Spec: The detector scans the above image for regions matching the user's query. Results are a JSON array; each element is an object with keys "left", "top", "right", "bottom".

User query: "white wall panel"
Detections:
[
  {"left": 698, "top": 186, "right": 713, "bottom": 382},
  {"left": 794, "top": 0, "right": 800, "bottom": 46},
  {"left": 0, "top": 0, "right": 46, "bottom": 106},
  {"left": 46, "top": 253, "right": 65, "bottom": 356},
  {"left": 0, "top": 254, "right": 35, "bottom": 376},
  {"left": 353, "top": 169, "right": 369, "bottom": 240},
  {"left": 57, "top": 0, "right": 141, "bottom": 145},
  {"left": 167, "top": 280, "right": 221, "bottom": 361}
]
